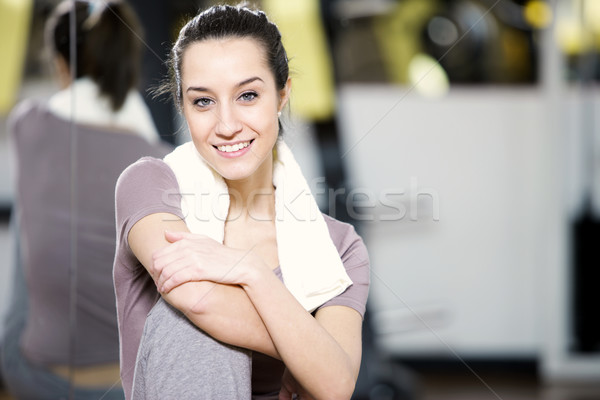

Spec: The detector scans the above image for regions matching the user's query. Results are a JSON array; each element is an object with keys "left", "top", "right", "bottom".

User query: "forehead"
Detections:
[{"left": 181, "top": 37, "right": 272, "bottom": 88}]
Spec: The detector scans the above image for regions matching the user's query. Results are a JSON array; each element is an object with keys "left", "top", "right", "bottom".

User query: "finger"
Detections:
[
  {"left": 159, "top": 260, "right": 210, "bottom": 293},
  {"left": 164, "top": 229, "right": 192, "bottom": 243},
  {"left": 156, "top": 257, "right": 195, "bottom": 291},
  {"left": 154, "top": 238, "right": 227, "bottom": 273},
  {"left": 155, "top": 232, "right": 214, "bottom": 260},
  {"left": 152, "top": 233, "right": 201, "bottom": 261},
  {"left": 151, "top": 243, "right": 190, "bottom": 279},
  {"left": 164, "top": 230, "right": 213, "bottom": 243},
  {"left": 160, "top": 267, "right": 197, "bottom": 293}
]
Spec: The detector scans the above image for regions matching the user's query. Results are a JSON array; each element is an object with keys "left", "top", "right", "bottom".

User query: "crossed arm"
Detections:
[{"left": 128, "top": 212, "right": 363, "bottom": 400}]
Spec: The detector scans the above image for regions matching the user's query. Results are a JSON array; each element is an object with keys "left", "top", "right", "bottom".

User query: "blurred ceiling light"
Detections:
[
  {"left": 408, "top": 53, "right": 450, "bottom": 98},
  {"left": 556, "top": 18, "right": 586, "bottom": 55},
  {"left": 554, "top": 0, "right": 598, "bottom": 55},
  {"left": 427, "top": 16, "right": 459, "bottom": 47},
  {"left": 583, "top": 0, "right": 600, "bottom": 33},
  {"left": 524, "top": 0, "right": 553, "bottom": 29}
]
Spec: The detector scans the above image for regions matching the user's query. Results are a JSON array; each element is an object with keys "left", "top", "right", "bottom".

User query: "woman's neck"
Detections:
[{"left": 225, "top": 157, "right": 276, "bottom": 222}]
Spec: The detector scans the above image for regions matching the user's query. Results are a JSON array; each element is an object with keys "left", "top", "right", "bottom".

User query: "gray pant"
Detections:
[{"left": 133, "top": 298, "right": 252, "bottom": 400}]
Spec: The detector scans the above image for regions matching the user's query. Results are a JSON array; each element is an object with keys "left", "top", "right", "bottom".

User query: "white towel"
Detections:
[{"left": 163, "top": 139, "right": 352, "bottom": 312}]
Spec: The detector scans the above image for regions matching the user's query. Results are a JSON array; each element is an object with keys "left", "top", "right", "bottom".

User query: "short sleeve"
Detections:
[
  {"left": 316, "top": 218, "right": 370, "bottom": 318},
  {"left": 115, "top": 157, "right": 184, "bottom": 253}
]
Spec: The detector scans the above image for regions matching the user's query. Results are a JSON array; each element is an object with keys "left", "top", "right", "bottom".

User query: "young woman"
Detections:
[
  {"left": 114, "top": 5, "right": 370, "bottom": 399},
  {"left": 0, "top": 1, "right": 170, "bottom": 398}
]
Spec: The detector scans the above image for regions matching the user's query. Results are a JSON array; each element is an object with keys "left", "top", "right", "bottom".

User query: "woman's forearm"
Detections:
[
  {"left": 162, "top": 280, "right": 280, "bottom": 359},
  {"left": 242, "top": 269, "right": 360, "bottom": 400}
]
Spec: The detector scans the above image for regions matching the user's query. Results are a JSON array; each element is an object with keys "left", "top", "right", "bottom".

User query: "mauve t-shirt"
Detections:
[{"left": 114, "top": 157, "right": 370, "bottom": 400}]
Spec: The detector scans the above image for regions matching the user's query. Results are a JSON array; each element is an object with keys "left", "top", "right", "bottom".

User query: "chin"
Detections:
[
  {"left": 215, "top": 165, "right": 257, "bottom": 182},
  {"left": 201, "top": 145, "right": 273, "bottom": 183}
]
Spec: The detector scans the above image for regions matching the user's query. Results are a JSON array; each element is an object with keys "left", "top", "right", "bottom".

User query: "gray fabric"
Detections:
[
  {"left": 8, "top": 99, "right": 172, "bottom": 366},
  {"left": 132, "top": 298, "right": 252, "bottom": 400}
]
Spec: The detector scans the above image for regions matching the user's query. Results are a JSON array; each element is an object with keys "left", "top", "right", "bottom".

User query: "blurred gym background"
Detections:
[{"left": 1, "top": 0, "right": 599, "bottom": 399}]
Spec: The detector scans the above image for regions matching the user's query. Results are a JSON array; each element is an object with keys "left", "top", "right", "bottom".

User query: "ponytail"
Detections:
[
  {"left": 46, "top": 0, "right": 143, "bottom": 112},
  {"left": 83, "top": 1, "right": 142, "bottom": 111}
]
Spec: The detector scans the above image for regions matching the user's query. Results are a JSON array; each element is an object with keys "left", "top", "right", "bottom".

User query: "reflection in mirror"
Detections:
[{"left": 0, "top": 1, "right": 172, "bottom": 398}]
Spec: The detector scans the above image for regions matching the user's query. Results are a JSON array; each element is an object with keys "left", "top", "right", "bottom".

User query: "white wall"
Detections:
[{"left": 337, "top": 84, "right": 599, "bottom": 368}]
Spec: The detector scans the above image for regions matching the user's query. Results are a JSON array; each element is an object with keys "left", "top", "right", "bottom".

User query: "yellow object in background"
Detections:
[
  {"left": 262, "top": 0, "right": 335, "bottom": 122},
  {"left": 555, "top": 0, "right": 600, "bottom": 55},
  {"left": 373, "top": 0, "right": 439, "bottom": 84},
  {"left": 0, "top": 0, "right": 33, "bottom": 115},
  {"left": 523, "top": 0, "right": 553, "bottom": 30}
]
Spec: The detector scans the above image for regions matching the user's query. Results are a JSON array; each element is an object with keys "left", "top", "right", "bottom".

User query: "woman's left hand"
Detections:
[{"left": 150, "top": 230, "right": 261, "bottom": 293}]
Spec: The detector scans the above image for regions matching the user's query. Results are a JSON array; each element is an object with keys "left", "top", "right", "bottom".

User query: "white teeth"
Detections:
[{"left": 218, "top": 141, "right": 250, "bottom": 153}]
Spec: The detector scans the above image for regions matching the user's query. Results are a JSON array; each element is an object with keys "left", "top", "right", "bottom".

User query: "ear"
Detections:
[{"left": 277, "top": 77, "right": 292, "bottom": 113}]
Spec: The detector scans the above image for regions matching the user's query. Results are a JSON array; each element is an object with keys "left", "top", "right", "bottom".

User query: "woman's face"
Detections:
[{"left": 180, "top": 37, "right": 289, "bottom": 183}]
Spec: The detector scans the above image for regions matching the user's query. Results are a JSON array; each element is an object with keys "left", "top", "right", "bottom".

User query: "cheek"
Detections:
[
  {"left": 185, "top": 112, "right": 216, "bottom": 139},
  {"left": 244, "top": 106, "right": 279, "bottom": 136}
]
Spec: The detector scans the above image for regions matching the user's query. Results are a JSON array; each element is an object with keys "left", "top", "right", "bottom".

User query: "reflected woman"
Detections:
[{"left": 0, "top": 1, "right": 170, "bottom": 399}]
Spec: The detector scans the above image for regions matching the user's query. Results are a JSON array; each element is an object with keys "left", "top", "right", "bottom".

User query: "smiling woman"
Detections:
[
  {"left": 180, "top": 38, "right": 287, "bottom": 183},
  {"left": 113, "top": 4, "right": 370, "bottom": 400}
]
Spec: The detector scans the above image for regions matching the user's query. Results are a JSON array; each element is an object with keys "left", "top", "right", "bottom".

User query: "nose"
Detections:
[{"left": 214, "top": 103, "right": 243, "bottom": 137}]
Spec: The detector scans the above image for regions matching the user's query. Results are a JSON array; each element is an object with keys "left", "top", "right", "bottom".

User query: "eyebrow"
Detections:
[{"left": 186, "top": 76, "right": 264, "bottom": 93}]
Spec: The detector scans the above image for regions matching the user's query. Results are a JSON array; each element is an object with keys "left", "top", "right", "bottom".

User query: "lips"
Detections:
[
  {"left": 213, "top": 139, "right": 254, "bottom": 156},
  {"left": 216, "top": 141, "right": 250, "bottom": 153}
]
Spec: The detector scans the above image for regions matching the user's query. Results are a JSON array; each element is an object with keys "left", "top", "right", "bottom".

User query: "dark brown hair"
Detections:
[
  {"left": 159, "top": 4, "right": 289, "bottom": 111},
  {"left": 45, "top": 0, "right": 143, "bottom": 111}
]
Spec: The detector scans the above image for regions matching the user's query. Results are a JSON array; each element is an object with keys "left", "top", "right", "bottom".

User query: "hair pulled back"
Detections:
[
  {"left": 164, "top": 4, "right": 289, "bottom": 110},
  {"left": 45, "top": 0, "right": 143, "bottom": 111}
]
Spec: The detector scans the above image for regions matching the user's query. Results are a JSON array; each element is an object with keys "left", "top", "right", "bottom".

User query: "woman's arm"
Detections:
[
  {"left": 128, "top": 212, "right": 280, "bottom": 359},
  {"left": 244, "top": 269, "right": 362, "bottom": 400},
  {"left": 155, "top": 229, "right": 364, "bottom": 400}
]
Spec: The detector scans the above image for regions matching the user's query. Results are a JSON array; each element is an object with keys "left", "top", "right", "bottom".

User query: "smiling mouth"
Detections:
[{"left": 214, "top": 140, "right": 253, "bottom": 153}]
